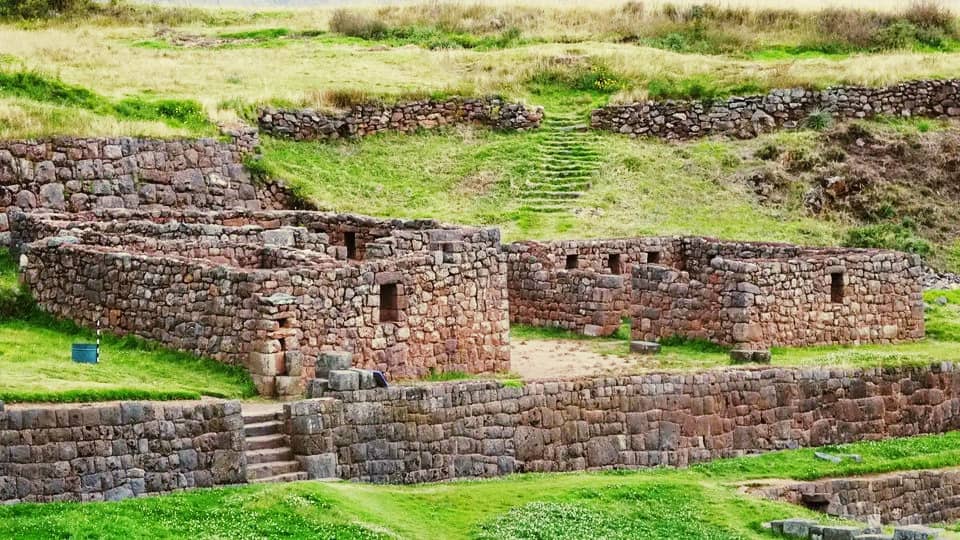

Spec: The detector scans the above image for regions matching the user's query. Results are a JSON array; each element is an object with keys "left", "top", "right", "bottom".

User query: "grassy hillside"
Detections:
[{"left": 5, "top": 432, "right": 960, "bottom": 539}]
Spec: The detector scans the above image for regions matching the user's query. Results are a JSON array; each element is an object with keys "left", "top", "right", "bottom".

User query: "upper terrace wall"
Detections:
[
  {"left": 633, "top": 239, "right": 925, "bottom": 348},
  {"left": 258, "top": 97, "right": 543, "bottom": 141},
  {"left": 0, "top": 400, "right": 245, "bottom": 504},
  {"left": 0, "top": 129, "right": 296, "bottom": 243},
  {"left": 286, "top": 363, "right": 960, "bottom": 484},
  {"left": 504, "top": 238, "right": 674, "bottom": 336},
  {"left": 17, "top": 210, "right": 510, "bottom": 396},
  {"left": 591, "top": 79, "right": 960, "bottom": 140}
]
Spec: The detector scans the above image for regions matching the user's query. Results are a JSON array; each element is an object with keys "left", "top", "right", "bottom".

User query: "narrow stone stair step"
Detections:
[
  {"left": 247, "top": 460, "right": 303, "bottom": 480},
  {"left": 244, "top": 420, "right": 283, "bottom": 437},
  {"left": 519, "top": 191, "right": 585, "bottom": 199},
  {"left": 242, "top": 412, "right": 280, "bottom": 425},
  {"left": 246, "top": 433, "right": 287, "bottom": 451},
  {"left": 525, "top": 181, "right": 592, "bottom": 190},
  {"left": 249, "top": 471, "right": 308, "bottom": 484},
  {"left": 245, "top": 446, "right": 294, "bottom": 465}
]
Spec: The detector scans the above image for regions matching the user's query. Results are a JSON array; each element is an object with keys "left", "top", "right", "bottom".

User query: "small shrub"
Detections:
[
  {"left": 843, "top": 221, "right": 932, "bottom": 256},
  {"left": 754, "top": 142, "right": 780, "bottom": 161},
  {"left": 528, "top": 62, "right": 626, "bottom": 94},
  {"left": 903, "top": 0, "right": 956, "bottom": 33},
  {"left": 804, "top": 109, "right": 834, "bottom": 131},
  {"left": 875, "top": 20, "right": 921, "bottom": 50},
  {"left": 0, "top": 0, "right": 94, "bottom": 19},
  {"left": 329, "top": 8, "right": 388, "bottom": 39}
]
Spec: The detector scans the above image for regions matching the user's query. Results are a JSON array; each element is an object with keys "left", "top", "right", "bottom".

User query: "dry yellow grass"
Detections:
[{"left": 0, "top": 97, "right": 193, "bottom": 139}]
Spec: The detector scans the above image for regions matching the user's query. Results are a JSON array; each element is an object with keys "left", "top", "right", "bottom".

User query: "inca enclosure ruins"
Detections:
[{"left": 5, "top": 2, "right": 960, "bottom": 539}]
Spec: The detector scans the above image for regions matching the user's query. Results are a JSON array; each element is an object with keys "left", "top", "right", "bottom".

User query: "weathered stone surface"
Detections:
[
  {"left": 328, "top": 370, "right": 360, "bottom": 391},
  {"left": 893, "top": 526, "right": 942, "bottom": 540},
  {"left": 259, "top": 97, "right": 543, "bottom": 142},
  {"left": 592, "top": 79, "right": 960, "bottom": 141},
  {"left": 0, "top": 400, "right": 244, "bottom": 504},
  {"left": 629, "top": 341, "right": 661, "bottom": 354}
]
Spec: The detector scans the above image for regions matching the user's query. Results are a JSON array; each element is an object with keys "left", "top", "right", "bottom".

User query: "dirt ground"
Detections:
[{"left": 510, "top": 339, "right": 643, "bottom": 380}]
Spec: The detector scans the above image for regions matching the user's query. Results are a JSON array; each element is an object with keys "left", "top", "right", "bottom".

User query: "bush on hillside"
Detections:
[
  {"left": 843, "top": 221, "right": 932, "bottom": 256},
  {"left": 329, "top": 9, "right": 388, "bottom": 40},
  {"left": 0, "top": 0, "right": 93, "bottom": 19}
]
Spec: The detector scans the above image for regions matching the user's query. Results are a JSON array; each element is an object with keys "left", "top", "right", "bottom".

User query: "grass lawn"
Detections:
[
  {"left": 5, "top": 432, "right": 960, "bottom": 539},
  {"left": 512, "top": 289, "right": 960, "bottom": 371}
]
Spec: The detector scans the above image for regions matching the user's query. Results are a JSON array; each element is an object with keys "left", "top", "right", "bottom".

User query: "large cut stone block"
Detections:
[{"left": 328, "top": 370, "right": 360, "bottom": 391}]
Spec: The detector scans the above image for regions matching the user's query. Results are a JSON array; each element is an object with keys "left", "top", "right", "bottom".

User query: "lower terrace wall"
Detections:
[
  {"left": 258, "top": 96, "right": 543, "bottom": 141},
  {"left": 0, "top": 400, "right": 245, "bottom": 503},
  {"left": 286, "top": 363, "right": 960, "bottom": 484},
  {"left": 591, "top": 79, "right": 960, "bottom": 140},
  {"left": 0, "top": 128, "right": 297, "bottom": 243},
  {"left": 758, "top": 468, "right": 960, "bottom": 526}
]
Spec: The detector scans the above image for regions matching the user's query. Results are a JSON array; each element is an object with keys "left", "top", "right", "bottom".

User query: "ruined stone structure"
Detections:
[
  {"left": 0, "top": 400, "right": 245, "bottom": 503},
  {"left": 759, "top": 468, "right": 960, "bottom": 526},
  {"left": 505, "top": 238, "right": 673, "bottom": 335},
  {"left": 287, "top": 362, "right": 960, "bottom": 483},
  {"left": 15, "top": 208, "right": 511, "bottom": 397},
  {"left": 258, "top": 96, "right": 543, "bottom": 141},
  {"left": 507, "top": 237, "right": 924, "bottom": 349},
  {"left": 591, "top": 79, "right": 960, "bottom": 140},
  {"left": 0, "top": 128, "right": 296, "bottom": 244}
]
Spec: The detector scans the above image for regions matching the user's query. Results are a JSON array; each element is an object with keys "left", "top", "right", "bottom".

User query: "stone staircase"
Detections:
[
  {"left": 519, "top": 111, "right": 600, "bottom": 213},
  {"left": 242, "top": 406, "right": 306, "bottom": 483}
]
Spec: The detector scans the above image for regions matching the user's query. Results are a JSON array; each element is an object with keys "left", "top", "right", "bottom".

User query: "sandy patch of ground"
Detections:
[{"left": 511, "top": 339, "right": 646, "bottom": 380}]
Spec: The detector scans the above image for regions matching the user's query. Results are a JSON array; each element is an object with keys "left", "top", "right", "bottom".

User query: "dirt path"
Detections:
[{"left": 510, "top": 339, "right": 641, "bottom": 380}]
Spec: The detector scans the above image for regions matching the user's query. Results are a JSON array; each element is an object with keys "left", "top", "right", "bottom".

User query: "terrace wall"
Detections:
[
  {"left": 286, "top": 363, "right": 960, "bottom": 484},
  {"left": 592, "top": 79, "right": 960, "bottom": 140},
  {"left": 0, "top": 128, "right": 297, "bottom": 243},
  {"left": 758, "top": 468, "right": 960, "bottom": 526},
  {"left": 258, "top": 96, "right": 543, "bottom": 141},
  {"left": 0, "top": 400, "right": 245, "bottom": 504}
]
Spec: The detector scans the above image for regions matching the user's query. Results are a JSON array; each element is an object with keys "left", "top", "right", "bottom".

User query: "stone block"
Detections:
[
  {"left": 297, "top": 453, "right": 338, "bottom": 479},
  {"left": 893, "top": 526, "right": 942, "bottom": 540},
  {"left": 770, "top": 519, "right": 818, "bottom": 538},
  {"left": 821, "top": 526, "right": 864, "bottom": 540},
  {"left": 317, "top": 351, "right": 353, "bottom": 378},
  {"left": 730, "top": 349, "right": 771, "bottom": 364},
  {"left": 328, "top": 370, "right": 360, "bottom": 391},
  {"left": 350, "top": 369, "right": 376, "bottom": 390},
  {"left": 629, "top": 341, "right": 661, "bottom": 355},
  {"left": 275, "top": 376, "right": 305, "bottom": 398},
  {"left": 306, "top": 378, "right": 329, "bottom": 398}
]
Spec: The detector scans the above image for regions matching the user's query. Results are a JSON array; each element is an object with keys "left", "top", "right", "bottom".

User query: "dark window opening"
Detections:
[
  {"left": 831, "top": 272, "right": 844, "bottom": 303},
  {"left": 608, "top": 254, "right": 622, "bottom": 274},
  {"left": 344, "top": 232, "right": 357, "bottom": 260},
  {"left": 565, "top": 254, "right": 579, "bottom": 270},
  {"left": 380, "top": 283, "right": 400, "bottom": 323},
  {"left": 647, "top": 251, "right": 661, "bottom": 264}
]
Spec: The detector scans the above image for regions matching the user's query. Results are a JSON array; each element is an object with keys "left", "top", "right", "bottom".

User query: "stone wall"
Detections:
[
  {"left": 633, "top": 238, "right": 925, "bottom": 348},
  {"left": 759, "top": 468, "right": 960, "bottom": 526},
  {"left": 591, "top": 79, "right": 960, "bottom": 140},
  {"left": 258, "top": 96, "right": 543, "bottom": 141},
  {"left": 0, "top": 128, "right": 297, "bottom": 243},
  {"left": 504, "top": 238, "right": 672, "bottom": 336},
  {"left": 285, "top": 363, "right": 960, "bottom": 484},
  {"left": 0, "top": 400, "right": 245, "bottom": 503},
  {"left": 16, "top": 209, "right": 511, "bottom": 397}
]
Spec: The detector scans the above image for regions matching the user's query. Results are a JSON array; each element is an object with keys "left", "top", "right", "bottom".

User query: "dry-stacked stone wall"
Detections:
[
  {"left": 286, "top": 363, "right": 960, "bottom": 484},
  {"left": 0, "top": 400, "right": 245, "bottom": 503},
  {"left": 633, "top": 238, "right": 925, "bottom": 348},
  {"left": 16, "top": 209, "right": 510, "bottom": 397},
  {"left": 504, "top": 238, "right": 673, "bottom": 336},
  {"left": 0, "top": 128, "right": 297, "bottom": 244},
  {"left": 759, "top": 468, "right": 960, "bottom": 526},
  {"left": 258, "top": 96, "right": 543, "bottom": 141},
  {"left": 592, "top": 79, "right": 960, "bottom": 140}
]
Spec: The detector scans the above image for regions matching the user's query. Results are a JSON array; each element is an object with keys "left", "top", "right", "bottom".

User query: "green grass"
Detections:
[
  {"left": 0, "top": 250, "right": 255, "bottom": 403},
  {"left": 0, "top": 69, "right": 213, "bottom": 134},
  {"left": 7, "top": 431, "right": 960, "bottom": 539}
]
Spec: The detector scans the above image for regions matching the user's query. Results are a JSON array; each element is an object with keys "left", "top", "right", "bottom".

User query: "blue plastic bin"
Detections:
[{"left": 72, "top": 344, "right": 98, "bottom": 364}]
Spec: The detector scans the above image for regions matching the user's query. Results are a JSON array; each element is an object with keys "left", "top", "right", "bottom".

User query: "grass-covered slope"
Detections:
[
  {"left": 0, "top": 250, "right": 255, "bottom": 403},
  {"left": 5, "top": 432, "right": 960, "bottom": 539}
]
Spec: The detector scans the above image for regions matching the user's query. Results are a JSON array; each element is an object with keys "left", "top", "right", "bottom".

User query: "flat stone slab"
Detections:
[
  {"left": 730, "top": 349, "right": 772, "bottom": 364},
  {"left": 893, "top": 526, "right": 942, "bottom": 540},
  {"left": 630, "top": 341, "right": 661, "bottom": 355},
  {"left": 328, "top": 370, "right": 359, "bottom": 391}
]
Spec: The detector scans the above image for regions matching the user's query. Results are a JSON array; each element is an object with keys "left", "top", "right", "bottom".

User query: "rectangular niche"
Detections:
[
  {"left": 566, "top": 254, "right": 579, "bottom": 270},
  {"left": 380, "top": 283, "right": 400, "bottom": 322},
  {"left": 345, "top": 231, "right": 358, "bottom": 260},
  {"left": 608, "top": 253, "right": 622, "bottom": 274},
  {"left": 831, "top": 272, "right": 844, "bottom": 303},
  {"left": 647, "top": 251, "right": 661, "bottom": 264}
]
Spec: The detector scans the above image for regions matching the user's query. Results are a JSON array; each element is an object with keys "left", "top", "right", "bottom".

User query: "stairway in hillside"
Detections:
[
  {"left": 242, "top": 406, "right": 306, "bottom": 483},
  {"left": 519, "top": 111, "right": 601, "bottom": 213}
]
